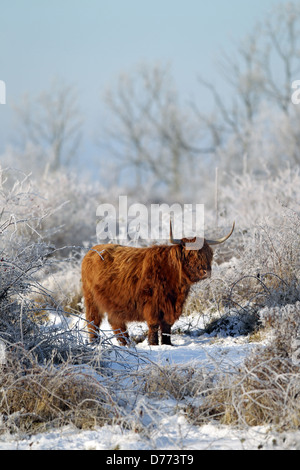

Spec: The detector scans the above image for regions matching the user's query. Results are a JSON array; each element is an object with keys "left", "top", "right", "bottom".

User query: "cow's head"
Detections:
[{"left": 170, "top": 221, "right": 235, "bottom": 283}]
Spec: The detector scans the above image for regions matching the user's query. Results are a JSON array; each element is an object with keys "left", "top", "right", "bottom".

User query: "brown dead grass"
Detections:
[
  {"left": 0, "top": 344, "right": 119, "bottom": 433},
  {"left": 187, "top": 344, "right": 300, "bottom": 430}
]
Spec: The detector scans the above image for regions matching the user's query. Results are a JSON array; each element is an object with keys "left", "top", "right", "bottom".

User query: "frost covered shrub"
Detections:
[
  {"left": 32, "top": 255, "right": 83, "bottom": 316},
  {"left": 200, "top": 218, "right": 299, "bottom": 335},
  {"left": 0, "top": 168, "right": 50, "bottom": 240},
  {"left": 260, "top": 302, "right": 300, "bottom": 359},
  {"left": 35, "top": 171, "right": 102, "bottom": 251},
  {"left": 0, "top": 165, "right": 121, "bottom": 253},
  {"left": 233, "top": 205, "right": 300, "bottom": 307},
  {"left": 184, "top": 168, "right": 300, "bottom": 335},
  {"left": 189, "top": 352, "right": 300, "bottom": 429},
  {"left": 187, "top": 303, "right": 300, "bottom": 429},
  {"left": 0, "top": 168, "right": 53, "bottom": 343},
  {"left": 188, "top": 303, "right": 300, "bottom": 429},
  {"left": 221, "top": 166, "right": 300, "bottom": 230},
  {"left": 0, "top": 167, "right": 93, "bottom": 356},
  {"left": 0, "top": 169, "right": 120, "bottom": 435}
]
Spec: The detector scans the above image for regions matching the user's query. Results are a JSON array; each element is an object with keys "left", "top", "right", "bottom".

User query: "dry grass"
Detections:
[
  {"left": 132, "top": 364, "right": 214, "bottom": 401},
  {"left": 0, "top": 344, "right": 119, "bottom": 434},
  {"left": 187, "top": 348, "right": 300, "bottom": 430},
  {"left": 186, "top": 301, "right": 300, "bottom": 430}
]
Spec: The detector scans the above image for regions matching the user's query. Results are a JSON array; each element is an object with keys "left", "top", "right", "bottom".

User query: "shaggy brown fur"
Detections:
[{"left": 81, "top": 239, "right": 213, "bottom": 345}]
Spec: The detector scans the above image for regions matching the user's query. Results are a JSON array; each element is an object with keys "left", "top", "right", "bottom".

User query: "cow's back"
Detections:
[{"left": 81, "top": 244, "right": 152, "bottom": 321}]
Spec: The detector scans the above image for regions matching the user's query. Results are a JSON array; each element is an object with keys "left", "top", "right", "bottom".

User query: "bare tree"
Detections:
[
  {"left": 193, "top": 1, "right": 300, "bottom": 172},
  {"left": 99, "top": 63, "right": 212, "bottom": 197},
  {"left": 13, "top": 79, "right": 83, "bottom": 173},
  {"left": 99, "top": 2, "right": 300, "bottom": 198},
  {"left": 261, "top": 1, "right": 300, "bottom": 113}
]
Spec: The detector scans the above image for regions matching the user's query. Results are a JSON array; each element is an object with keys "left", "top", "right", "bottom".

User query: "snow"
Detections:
[
  {"left": 1, "top": 315, "right": 299, "bottom": 451},
  {"left": 2, "top": 418, "right": 298, "bottom": 451}
]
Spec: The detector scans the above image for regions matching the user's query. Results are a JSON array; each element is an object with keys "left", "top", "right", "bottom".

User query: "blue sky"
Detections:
[{"left": 0, "top": 0, "right": 287, "bottom": 164}]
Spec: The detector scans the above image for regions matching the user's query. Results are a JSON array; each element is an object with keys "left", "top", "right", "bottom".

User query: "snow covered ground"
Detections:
[
  {"left": 2, "top": 417, "right": 299, "bottom": 450},
  {"left": 1, "top": 315, "right": 300, "bottom": 450}
]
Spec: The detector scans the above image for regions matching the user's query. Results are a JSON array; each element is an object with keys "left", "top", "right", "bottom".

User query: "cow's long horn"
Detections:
[
  {"left": 205, "top": 222, "right": 235, "bottom": 245},
  {"left": 170, "top": 220, "right": 181, "bottom": 245}
]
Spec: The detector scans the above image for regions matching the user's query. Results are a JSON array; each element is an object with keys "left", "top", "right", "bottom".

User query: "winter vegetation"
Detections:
[{"left": 0, "top": 1, "right": 300, "bottom": 450}]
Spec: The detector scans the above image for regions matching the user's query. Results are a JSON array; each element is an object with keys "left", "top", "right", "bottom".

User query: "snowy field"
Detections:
[
  {"left": 1, "top": 315, "right": 300, "bottom": 451},
  {"left": 2, "top": 417, "right": 299, "bottom": 451},
  {"left": 0, "top": 166, "right": 299, "bottom": 451},
  {"left": 3, "top": 0, "right": 300, "bottom": 451}
]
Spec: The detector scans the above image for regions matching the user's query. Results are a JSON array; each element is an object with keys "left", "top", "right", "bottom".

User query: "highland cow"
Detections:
[{"left": 82, "top": 222, "right": 234, "bottom": 345}]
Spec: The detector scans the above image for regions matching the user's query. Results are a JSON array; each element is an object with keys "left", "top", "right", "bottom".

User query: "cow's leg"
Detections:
[
  {"left": 148, "top": 324, "right": 159, "bottom": 346},
  {"left": 148, "top": 323, "right": 159, "bottom": 346},
  {"left": 142, "top": 302, "right": 160, "bottom": 345},
  {"left": 109, "top": 320, "right": 130, "bottom": 346},
  {"left": 160, "top": 320, "right": 172, "bottom": 345},
  {"left": 84, "top": 292, "right": 104, "bottom": 343}
]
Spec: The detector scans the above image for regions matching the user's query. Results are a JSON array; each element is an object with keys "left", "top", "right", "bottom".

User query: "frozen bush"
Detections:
[
  {"left": 260, "top": 302, "right": 300, "bottom": 359},
  {"left": 0, "top": 167, "right": 93, "bottom": 358},
  {"left": 184, "top": 169, "right": 300, "bottom": 336},
  {"left": 220, "top": 166, "right": 300, "bottom": 229},
  {"left": 31, "top": 255, "right": 83, "bottom": 316},
  {"left": 0, "top": 163, "right": 122, "bottom": 253},
  {"left": 187, "top": 304, "right": 300, "bottom": 429},
  {"left": 35, "top": 171, "right": 102, "bottom": 251}
]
